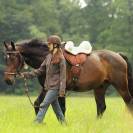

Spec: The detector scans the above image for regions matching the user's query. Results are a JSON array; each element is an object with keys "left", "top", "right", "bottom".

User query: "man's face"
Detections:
[{"left": 48, "top": 43, "right": 54, "bottom": 51}]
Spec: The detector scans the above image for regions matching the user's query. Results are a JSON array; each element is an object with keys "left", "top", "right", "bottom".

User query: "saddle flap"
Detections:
[{"left": 63, "top": 51, "right": 88, "bottom": 66}]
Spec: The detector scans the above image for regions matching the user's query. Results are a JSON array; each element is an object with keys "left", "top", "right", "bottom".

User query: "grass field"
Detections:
[{"left": 0, "top": 95, "right": 133, "bottom": 133}]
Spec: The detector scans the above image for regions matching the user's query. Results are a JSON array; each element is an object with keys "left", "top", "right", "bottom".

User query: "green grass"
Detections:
[{"left": 0, "top": 96, "right": 133, "bottom": 133}]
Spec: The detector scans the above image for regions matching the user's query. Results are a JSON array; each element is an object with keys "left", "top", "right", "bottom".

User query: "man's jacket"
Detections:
[{"left": 24, "top": 53, "right": 66, "bottom": 93}]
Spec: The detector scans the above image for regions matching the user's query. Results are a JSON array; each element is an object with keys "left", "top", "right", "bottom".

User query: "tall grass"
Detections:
[{"left": 0, "top": 96, "right": 133, "bottom": 133}]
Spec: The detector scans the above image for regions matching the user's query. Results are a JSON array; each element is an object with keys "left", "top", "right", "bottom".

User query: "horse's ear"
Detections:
[
  {"left": 11, "top": 41, "right": 16, "bottom": 50},
  {"left": 4, "top": 41, "right": 8, "bottom": 49}
]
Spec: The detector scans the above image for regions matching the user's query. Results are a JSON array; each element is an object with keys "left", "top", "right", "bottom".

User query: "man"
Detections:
[{"left": 21, "top": 35, "right": 66, "bottom": 124}]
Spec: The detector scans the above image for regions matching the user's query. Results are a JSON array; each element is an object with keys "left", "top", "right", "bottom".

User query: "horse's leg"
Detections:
[
  {"left": 113, "top": 77, "right": 133, "bottom": 113},
  {"left": 94, "top": 85, "right": 107, "bottom": 118},
  {"left": 34, "top": 88, "right": 46, "bottom": 115},
  {"left": 58, "top": 96, "right": 66, "bottom": 116},
  {"left": 115, "top": 86, "right": 133, "bottom": 114}
]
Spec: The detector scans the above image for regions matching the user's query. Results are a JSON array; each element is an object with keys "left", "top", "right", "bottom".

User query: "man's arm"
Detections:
[
  {"left": 22, "top": 59, "right": 46, "bottom": 79},
  {"left": 21, "top": 53, "right": 52, "bottom": 79}
]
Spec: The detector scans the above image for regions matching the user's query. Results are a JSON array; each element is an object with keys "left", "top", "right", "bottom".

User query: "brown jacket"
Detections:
[{"left": 24, "top": 52, "right": 66, "bottom": 93}]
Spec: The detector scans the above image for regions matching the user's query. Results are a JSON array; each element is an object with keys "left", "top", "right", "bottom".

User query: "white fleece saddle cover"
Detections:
[{"left": 65, "top": 41, "right": 92, "bottom": 55}]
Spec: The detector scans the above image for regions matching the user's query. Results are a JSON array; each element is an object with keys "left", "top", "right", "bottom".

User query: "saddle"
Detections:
[
  {"left": 65, "top": 41, "right": 92, "bottom": 55},
  {"left": 64, "top": 41, "right": 92, "bottom": 80},
  {"left": 64, "top": 51, "right": 88, "bottom": 79}
]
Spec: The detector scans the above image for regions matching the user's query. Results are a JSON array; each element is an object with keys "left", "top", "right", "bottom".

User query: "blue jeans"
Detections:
[{"left": 35, "top": 89, "right": 65, "bottom": 123}]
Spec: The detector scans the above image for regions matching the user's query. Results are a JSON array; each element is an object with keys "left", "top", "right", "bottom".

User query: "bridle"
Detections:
[
  {"left": 4, "top": 50, "right": 45, "bottom": 108},
  {"left": 4, "top": 50, "right": 24, "bottom": 76}
]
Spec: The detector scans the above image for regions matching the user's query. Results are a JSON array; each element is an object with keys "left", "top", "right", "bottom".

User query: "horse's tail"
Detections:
[{"left": 119, "top": 53, "right": 133, "bottom": 97}]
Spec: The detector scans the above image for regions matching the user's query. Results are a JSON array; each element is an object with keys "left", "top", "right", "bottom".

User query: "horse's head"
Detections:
[{"left": 4, "top": 41, "right": 24, "bottom": 85}]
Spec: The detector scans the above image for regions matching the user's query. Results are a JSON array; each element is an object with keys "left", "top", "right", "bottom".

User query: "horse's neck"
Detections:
[
  {"left": 23, "top": 55, "right": 45, "bottom": 68},
  {"left": 16, "top": 45, "right": 47, "bottom": 69}
]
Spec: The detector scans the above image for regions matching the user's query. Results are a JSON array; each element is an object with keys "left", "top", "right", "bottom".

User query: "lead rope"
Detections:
[
  {"left": 23, "top": 77, "right": 45, "bottom": 108},
  {"left": 23, "top": 77, "right": 35, "bottom": 107}
]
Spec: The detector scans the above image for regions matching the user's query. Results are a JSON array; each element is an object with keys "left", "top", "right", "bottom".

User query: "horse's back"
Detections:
[
  {"left": 93, "top": 50, "right": 127, "bottom": 71},
  {"left": 92, "top": 50, "right": 127, "bottom": 83},
  {"left": 77, "top": 49, "right": 127, "bottom": 90}
]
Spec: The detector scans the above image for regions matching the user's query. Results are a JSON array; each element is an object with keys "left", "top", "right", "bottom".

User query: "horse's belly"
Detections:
[
  {"left": 75, "top": 68, "right": 105, "bottom": 91},
  {"left": 67, "top": 80, "right": 102, "bottom": 92},
  {"left": 77, "top": 81, "right": 101, "bottom": 91},
  {"left": 67, "top": 83, "right": 92, "bottom": 92}
]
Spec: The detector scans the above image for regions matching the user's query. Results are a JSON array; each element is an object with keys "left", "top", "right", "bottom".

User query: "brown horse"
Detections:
[{"left": 3, "top": 40, "right": 133, "bottom": 118}]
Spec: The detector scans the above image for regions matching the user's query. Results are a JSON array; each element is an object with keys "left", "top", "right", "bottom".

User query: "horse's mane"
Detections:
[
  {"left": 16, "top": 38, "right": 48, "bottom": 48},
  {"left": 16, "top": 39, "right": 49, "bottom": 56}
]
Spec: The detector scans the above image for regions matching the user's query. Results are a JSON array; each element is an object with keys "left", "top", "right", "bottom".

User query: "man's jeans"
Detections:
[{"left": 35, "top": 89, "right": 65, "bottom": 123}]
